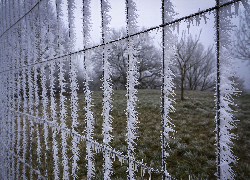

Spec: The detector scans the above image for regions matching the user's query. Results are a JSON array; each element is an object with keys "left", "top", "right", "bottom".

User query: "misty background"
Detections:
[{"left": 52, "top": 0, "right": 249, "bottom": 92}]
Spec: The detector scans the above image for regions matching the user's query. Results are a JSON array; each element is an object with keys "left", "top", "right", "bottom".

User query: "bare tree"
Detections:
[
  {"left": 173, "top": 31, "right": 215, "bottom": 100},
  {"left": 135, "top": 31, "right": 162, "bottom": 89},
  {"left": 234, "top": 10, "right": 250, "bottom": 63},
  {"left": 91, "top": 27, "right": 162, "bottom": 90},
  {"left": 186, "top": 45, "right": 215, "bottom": 91}
]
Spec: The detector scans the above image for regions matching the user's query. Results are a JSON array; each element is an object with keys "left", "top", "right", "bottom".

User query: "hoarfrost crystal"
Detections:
[
  {"left": 215, "top": 0, "right": 245, "bottom": 178},
  {"left": 82, "top": 0, "right": 95, "bottom": 178},
  {"left": 126, "top": 0, "right": 139, "bottom": 179},
  {"left": 101, "top": 0, "right": 113, "bottom": 179},
  {"left": 162, "top": 0, "right": 176, "bottom": 178}
]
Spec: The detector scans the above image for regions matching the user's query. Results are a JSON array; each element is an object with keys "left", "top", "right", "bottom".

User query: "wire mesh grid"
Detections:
[{"left": 0, "top": 0, "right": 245, "bottom": 179}]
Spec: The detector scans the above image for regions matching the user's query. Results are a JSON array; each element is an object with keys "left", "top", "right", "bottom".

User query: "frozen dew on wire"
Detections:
[
  {"left": 81, "top": 0, "right": 96, "bottom": 178},
  {"left": 214, "top": 0, "right": 248, "bottom": 179},
  {"left": 162, "top": 0, "right": 176, "bottom": 178},
  {"left": 126, "top": 0, "right": 140, "bottom": 179},
  {"left": 101, "top": 0, "right": 114, "bottom": 179}
]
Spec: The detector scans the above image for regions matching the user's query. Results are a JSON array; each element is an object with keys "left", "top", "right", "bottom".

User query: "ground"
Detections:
[{"left": 15, "top": 90, "right": 250, "bottom": 179}]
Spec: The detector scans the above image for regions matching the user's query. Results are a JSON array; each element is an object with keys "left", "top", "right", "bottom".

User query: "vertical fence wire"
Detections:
[
  {"left": 161, "top": 1, "right": 166, "bottom": 178},
  {"left": 125, "top": 1, "right": 131, "bottom": 177},
  {"left": 16, "top": 23, "right": 21, "bottom": 178},
  {"left": 161, "top": 1, "right": 176, "bottom": 179},
  {"left": 81, "top": 0, "right": 96, "bottom": 178},
  {"left": 0, "top": 0, "right": 2, "bottom": 34},
  {"left": 0, "top": 5, "right": 3, "bottom": 177},
  {"left": 7, "top": 35, "right": 11, "bottom": 179},
  {"left": 101, "top": 0, "right": 113, "bottom": 179},
  {"left": 49, "top": 0, "right": 59, "bottom": 177},
  {"left": 1, "top": 58, "right": 7, "bottom": 178},
  {"left": 35, "top": 2, "right": 42, "bottom": 177},
  {"left": 68, "top": 1, "right": 80, "bottom": 178},
  {"left": 216, "top": 0, "right": 221, "bottom": 179},
  {"left": 51, "top": 60, "right": 59, "bottom": 179},
  {"left": 11, "top": 31, "right": 16, "bottom": 179},
  {"left": 27, "top": 6, "right": 34, "bottom": 178},
  {"left": 125, "top": 0, "right": 139, "bottom": 179},
  {"left": 21, "top": 9, "right": 28, "bottom": 177},
  {"left": 7, "top": 36, "right": 11, "bottom": 179},
  {"left": 5, "top": 28, "right": 8, "bottom": 179},
  {"left": 4, "top": 0, "right": 7, "bottom": 31}
]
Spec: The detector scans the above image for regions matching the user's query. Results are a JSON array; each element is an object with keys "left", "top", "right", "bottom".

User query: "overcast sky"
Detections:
[{"left": 70, "top": 0, "right": 249, "bottom": 89}]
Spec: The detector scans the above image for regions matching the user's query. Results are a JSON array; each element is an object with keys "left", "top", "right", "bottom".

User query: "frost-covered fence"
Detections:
[{"left": 0, "top": 0, "right": 248, "bottom": 179}]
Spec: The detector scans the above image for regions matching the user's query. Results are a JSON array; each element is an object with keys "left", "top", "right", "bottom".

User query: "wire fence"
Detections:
[{"left": 0, "top": 0, "right": 247, "bottom": 179}]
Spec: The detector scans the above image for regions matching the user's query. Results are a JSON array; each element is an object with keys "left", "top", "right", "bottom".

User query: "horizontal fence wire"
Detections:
[
  {"left": 0, "top": 0, "right": 241, "bottom": 40},
  {"left": 0, "top": 0, "right": 242, "bottom": 75},
  {"left": 8, "top": 108, "right": 166, "bottom": 176},
  {"left": 0, "top": 0, "right": 42, "bottom": 39}
]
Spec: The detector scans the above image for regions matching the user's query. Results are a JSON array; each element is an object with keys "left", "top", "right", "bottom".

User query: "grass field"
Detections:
[{"left": 14, "top": 89, "right": 250, "bottom": 179}]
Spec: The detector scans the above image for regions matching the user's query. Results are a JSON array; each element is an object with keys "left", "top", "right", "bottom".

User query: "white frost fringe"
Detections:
[
  {"left": 216, "top": 1, "right": 244, "bottom": 179},
  {"left": 101, "top": 0, "right": 113, "bottom": 179},
  {"left": 126, "top": 0, "right": 139, "bottom": 179},
  {"left": 82, "top": 0, "right": 96, "bottom": 179},
  {"left": 162, "top": 0, "right": 176, "bottom": 178}
]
